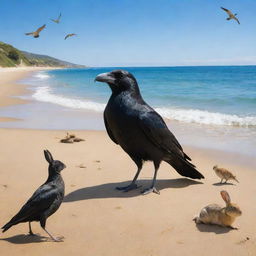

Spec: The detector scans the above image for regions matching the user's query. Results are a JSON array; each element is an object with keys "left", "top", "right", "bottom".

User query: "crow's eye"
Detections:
[{"left": 113, "top": 72, "right": 123, "bottom": 79}]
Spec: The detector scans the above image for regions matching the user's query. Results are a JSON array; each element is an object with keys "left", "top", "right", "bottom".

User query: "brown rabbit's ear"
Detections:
[
  {"left": 220, "top": 190, "right": 231, "bottom": 204},
  {"left": 44, "top": 150, "right": 54, "bottom": 164}
]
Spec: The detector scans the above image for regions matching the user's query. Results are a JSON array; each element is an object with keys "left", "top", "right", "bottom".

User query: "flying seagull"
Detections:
[
  {"left": 95, "top": 70, "right": 204, "bottom": 195},
  {"left": 221, "top": 7, "right": 240, "bottom": 24},
  {"left": 51, "top": 13, "right": 62, "bottom": 24},
  {"left": 64, "top": 33, "right": 77, "bottom": 40},
  {"left": 25, "top": 24, "right": 46, "bottom": 38}
]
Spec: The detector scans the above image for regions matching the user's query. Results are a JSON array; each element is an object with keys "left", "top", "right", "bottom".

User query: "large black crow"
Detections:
[
  {"left": 95, "top": 70, "right": 204, "bottom": 195},
  {"left": 2, "top": 150, "right": 66, "bottom": 242}
]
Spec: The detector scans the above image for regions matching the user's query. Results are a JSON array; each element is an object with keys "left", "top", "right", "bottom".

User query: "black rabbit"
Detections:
[{"left": 2, "top": 150, "right": 66, "bottom": 242}]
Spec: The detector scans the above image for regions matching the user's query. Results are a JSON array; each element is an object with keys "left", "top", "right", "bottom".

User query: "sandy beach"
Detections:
[
  {"left": 0, "top": 69, "right": 256, "bottom": 256},
  {"left": 0, "top": 68, "right": 30, "bottom": 121},
  {"left": 0, "top": 67, "right": 60, "bottom": 122}
]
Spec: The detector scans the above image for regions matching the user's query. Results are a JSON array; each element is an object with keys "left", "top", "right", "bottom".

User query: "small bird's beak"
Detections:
[{"left": 95, "top": 72, "right": 115, "bottom": 84}]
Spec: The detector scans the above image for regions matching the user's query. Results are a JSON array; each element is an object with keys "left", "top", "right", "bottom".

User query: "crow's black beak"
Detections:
[{"left": 95, "top": 72, "right": 115, "bottom": 84}]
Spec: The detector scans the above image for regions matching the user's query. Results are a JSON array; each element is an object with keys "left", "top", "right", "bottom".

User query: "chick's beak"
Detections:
[{"left": 95, "top": 72, "right": 115, "bottom": 84}]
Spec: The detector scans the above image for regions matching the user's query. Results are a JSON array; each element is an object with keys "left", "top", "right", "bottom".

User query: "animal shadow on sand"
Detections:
[
  {"left": 212, "top": 182, "right": 235, "bottom": 186},
  {"left": 195, "top": 223, "right": 235, "bottom": 234},
  {"left": 0, "top": 234, "right": 50, "bottom": 244},
  {"left": 64, "top": 178, "right": 203, "bottom": 202}
]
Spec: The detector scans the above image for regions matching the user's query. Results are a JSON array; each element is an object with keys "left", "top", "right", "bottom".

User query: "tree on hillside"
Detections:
[{"left": 8, "top": 50, "right": 19, "bottom": 62}]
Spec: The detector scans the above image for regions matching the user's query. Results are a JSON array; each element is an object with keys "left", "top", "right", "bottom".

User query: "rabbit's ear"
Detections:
[
  {"left": 44, "top": 150, "right": 54, "bottom": 164},
  {"left": 220, "top": 190, "right": 231, "bottom": 204}
]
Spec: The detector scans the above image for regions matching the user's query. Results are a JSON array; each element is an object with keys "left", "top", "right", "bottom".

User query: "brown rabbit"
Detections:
[{"left": 193, "top": 190, "right": 242, "bottom": 229}]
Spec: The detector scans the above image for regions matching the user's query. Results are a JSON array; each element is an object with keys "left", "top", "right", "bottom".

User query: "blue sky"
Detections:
[{"left": 1, "top": 0, "right": 255, "bottom": 66}]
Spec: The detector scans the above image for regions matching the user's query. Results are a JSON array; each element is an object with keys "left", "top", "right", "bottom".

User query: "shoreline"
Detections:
[
  {"left": 0, "top": 67, "right": 255, "bottom": 159},
  {"left": 0, "top": 66, "right": 63, "bottom": 121},
  {"left": 0, "top": 67, "right": 63, "bottom": 122}
]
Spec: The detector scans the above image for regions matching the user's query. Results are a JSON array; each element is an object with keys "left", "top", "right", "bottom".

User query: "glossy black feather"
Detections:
[
  {"left": 96, "top": 70, "right": 204, "bottom": 181},
  {"left": 2, "top": 151, "right": 65, "bottom": 233}
]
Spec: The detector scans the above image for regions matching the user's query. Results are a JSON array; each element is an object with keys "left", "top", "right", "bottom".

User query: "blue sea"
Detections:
[
  {"left": 29, "top": 66, "right": 256, "bottom": 125},
  {"left": 1, "top": 66, "right": 256, "bottom": 156}
]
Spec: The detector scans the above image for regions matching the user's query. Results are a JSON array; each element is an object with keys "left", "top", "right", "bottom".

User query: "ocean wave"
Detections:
[
  {"left": 32, "top": 86, "right": 256, "bottom": 127},
  {"left": 32, "top": 86, "right": 106, "bottom": 112},
  {"left": 155, "top": 107, "right": 256, "bottom": 127},
  {"left": 33, "top": 72, "right": 51, "bottom": 80}
]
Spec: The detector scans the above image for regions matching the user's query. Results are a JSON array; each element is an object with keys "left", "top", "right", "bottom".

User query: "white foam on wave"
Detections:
[
  {"left": 33, "top": 72, "right": 51, "bottom": 80},
  {"left": 155, "top": 107, "right": 256, "bottom": 127},
  {"left": 32, "top": 86, "right": 106, "bottom": 112},
  {"left": 32, "top": 86, "right": 256, "bottom": 127}
]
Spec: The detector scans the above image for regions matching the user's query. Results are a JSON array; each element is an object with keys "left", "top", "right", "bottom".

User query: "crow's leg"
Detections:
[
  {"left": 42, "top": 227, "right": 63, "bottom": 242},
  {"left": 28, "top": 222, "right": 35, "bottom": 236},
  {"left": 40, "top": 218, "right": 63, "bottom": 242},
  {"left": 116, "top": 159, "right": 142, "bottom": 192},
  {"left": 142, "top": 161, "right": 160, "bottom": 195},
  {"left": 220, "top": 179, "right": 223, "bottom": 184}
]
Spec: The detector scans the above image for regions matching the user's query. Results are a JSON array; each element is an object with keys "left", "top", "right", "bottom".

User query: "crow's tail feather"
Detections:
[
  {"left": 167, "top": 158, "right": 204, "bottom": 179},
  {"left": 2, "top": 222, "right": 13, "bottom": 233},
  {"left": 1, "top": 214, "right": 23, "bottom": 233}
]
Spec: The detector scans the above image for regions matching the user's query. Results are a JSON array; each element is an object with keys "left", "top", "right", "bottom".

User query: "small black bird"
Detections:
[
  {"left": 2, "top": 150, "right": 66, "bottom": 242},
  {"left": 95, "top": 70, "right": 204, "bottom": 195}
]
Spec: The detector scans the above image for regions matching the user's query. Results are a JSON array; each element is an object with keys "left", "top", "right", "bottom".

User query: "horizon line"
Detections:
[{"left": 76, "top": 64, "right": 256, "bottom": 68}]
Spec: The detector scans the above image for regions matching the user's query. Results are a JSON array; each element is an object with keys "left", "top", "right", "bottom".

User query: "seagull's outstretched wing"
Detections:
[
  {"left": 25, "top": 32, "right": 34, "bottom": 36},
  {"left": 64, "top": 33, "right": 76, "bottom": 40},
  {"left": 234, "top": 17, "right": 240, "bottom": 24},
  {"left": 221, "top": 7, "right": 232, "bottom": 16},
  {"left": 36, "top": 24, "right": 46, "bottom": 33}
]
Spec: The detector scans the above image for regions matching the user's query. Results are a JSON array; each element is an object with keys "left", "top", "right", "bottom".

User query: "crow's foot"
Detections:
[{"left": 142, "top": 187, "right": 160, "bottom": 195}]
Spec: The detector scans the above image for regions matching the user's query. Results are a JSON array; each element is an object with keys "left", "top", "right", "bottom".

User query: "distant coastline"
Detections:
[{"left": 0, "top": 41, "right": 87, "bottom": 68}]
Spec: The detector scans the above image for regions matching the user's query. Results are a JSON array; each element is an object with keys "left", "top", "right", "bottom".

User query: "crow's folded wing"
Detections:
[
  {"left": 138, "top": 110, "right": 192, "bottom": 162},
  {"left": 104, "top": 111, "right": 118, "bottom": 144}
]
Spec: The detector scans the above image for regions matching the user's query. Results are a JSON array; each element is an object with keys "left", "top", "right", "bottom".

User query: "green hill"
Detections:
[
  {"left": 21, "top": 51, "right": 86, "bottom": 68},
  {"left": 0, "top": 42, "right": 31, "bottom": 67},
  {"left": 0, "top": 41, "right": 86, "bottom": 68}
]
